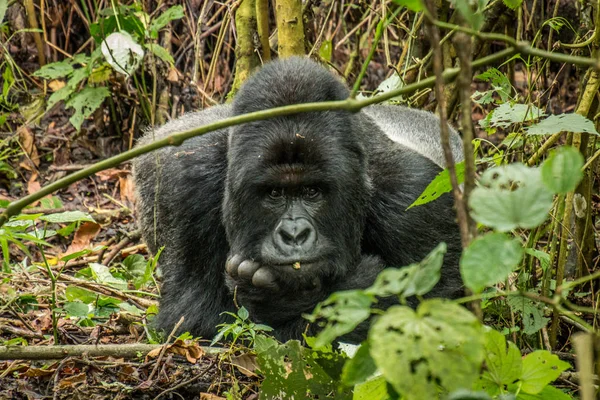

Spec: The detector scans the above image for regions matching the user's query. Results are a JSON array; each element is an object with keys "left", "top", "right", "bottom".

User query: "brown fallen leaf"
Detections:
[
  {"left": 57, "top": 372, "right": 87, "bottom": 389},
  {"left": 63, "top": 221, "right": 101, "bottom": 257},
  {"left": 146, "top": 339, "right": 205, "bottom": 364},
  {"left": 231, "top": 353, "right": 259, "bottom": 377},
  {"left": 18, "top": 126, "right": 40, "bottom": 167},
  {"left": 200, "top": 394, "right": 226, "bottom": 400}
]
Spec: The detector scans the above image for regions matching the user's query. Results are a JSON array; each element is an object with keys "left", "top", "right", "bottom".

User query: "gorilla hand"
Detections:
[
  {"left": 225, "top": 254, "right": 280, "bottom": 291},
  {"left": 225, "top": 254, "right": 324, "bottom": 294}
]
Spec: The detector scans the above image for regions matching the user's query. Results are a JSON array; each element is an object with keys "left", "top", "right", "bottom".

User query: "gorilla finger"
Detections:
[
  {"left": 252, "top": 268, "right": 280, "bottom": 291},
  {"left": 238, "top": 260, "right": 260, "bottom": 280},
  {"left": 225, "top": 254, "right": 245, "bottom": 276}
]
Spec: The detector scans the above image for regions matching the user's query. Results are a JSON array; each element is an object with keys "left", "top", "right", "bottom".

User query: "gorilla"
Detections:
[{"left": 133, "top": 57, "right": 464, "bottom": 342}]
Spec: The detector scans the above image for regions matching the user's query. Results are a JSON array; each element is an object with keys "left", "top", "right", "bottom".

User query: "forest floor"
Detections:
[{"left": 0, "top": 113, "right": 262, "bottom": 399}]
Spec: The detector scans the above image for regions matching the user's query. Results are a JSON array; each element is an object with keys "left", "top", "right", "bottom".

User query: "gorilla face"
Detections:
[{"left": 223, "top": 112, "right": 371, "bottom": 310}]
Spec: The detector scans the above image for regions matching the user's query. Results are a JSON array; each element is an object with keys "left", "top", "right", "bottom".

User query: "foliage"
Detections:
[{"left": 30, "top": 4, "right": 183, "bottom": 131}]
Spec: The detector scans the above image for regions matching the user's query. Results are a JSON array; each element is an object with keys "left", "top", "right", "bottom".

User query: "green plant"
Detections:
[
  {"left": 212, "top": 306, "right": 273, "bottom": 347},
  {"left": 31, "top": 4, "right": 184, "bottom": 131}
]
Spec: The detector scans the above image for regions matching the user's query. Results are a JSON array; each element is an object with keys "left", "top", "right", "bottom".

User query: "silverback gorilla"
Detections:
[{"left": 133, "top": 57, "right": 464, "bottom": 342}]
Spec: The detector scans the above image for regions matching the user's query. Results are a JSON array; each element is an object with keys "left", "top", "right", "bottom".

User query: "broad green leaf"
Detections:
[
  {"left": 65, "top": 286, "right": 97, "bottom": 303},
  {"left": 369, "top": 300, "right": 485, "bottom": 400},
  {"left": 481, "top": 103, "right": 544, "bottom": 129},
  {"left": 46, "top": 85, "right": 74, "bottom": 111},
  {"left": 32, "top": 61, "right": 73, "bottom": 79},
  {"left": 40, "top": 211, "right": 95, "bottom": 223},
  {"left": 507, "top": 295, "right": 550, "bottom": 335},
  {"left": 237, "top": 306, "right": 249, "bottom": 321},
  {"left": 353, "top": 375, "right": 389, "bottom": 400},
  {"left": 524, "top": 248, "right": 550, "bottom": 271},
  {"left": 367, "top": 243, "right": 446, "bottom": 298},
  {"left": 527, "top": 114, "right": 598, "bottom": 136},
  {"left": 503, "top": 0, "right": 523, "bottom": 10},
  {"left": 469, "top": 163, "right": 554, "bottom": 231},
  {"left": 319, "top": 40, "right": 332, "bottom": 62},
  {"left": 255, "top": 336, "right": 351, "bottom": 399},
  {"left": 149, "top": 5, "right": 184, "bottom": 38},
  {"left": 447, "top": 390, "right": 492, "bottom": 400},
  {"left": 145, "top": 43, "right": 174, "bottom": 65},
  {"left": 520, "top": 351, "right": 570, "bottom": 394},
  {"left": 101, "top": 31, "right": 144, "bottom": 76},
  {"left": 479, "top": 330, "right": 522, "bottom": 392},
  {"left": 63, "top": 301, "right": 90, "bottom": 317},
  {"left": 460, "top": 233, "right": 523, "bottom": 293},
  {"left": 409, "top": 162, "right": 465, "bottom": 208},
  {"left": 391, "top": 0, "right": 423, "bottom": 11},
  {"left": 341, "top": 341, "right": 377, "bottom": 386},
  {"left": 517, "top": 385, "right": 572, "bottom": 400},
  {"left": 541, "top": 146, "right": 584, "bottom": 194},
  {"left": 310, "top": 290, "right": 374, "bottom": 348},
  {"left": 0, "top": 0, "right": 7, "bottom": 24},
  {"left": 65, "top": 86, "right": 111, "bottom": 131},
  {"left": 450, "top": 0, "right": 486, "bottom": 30},
  {"left": 89, "top": 263, "right": 128, "bottom": 290}
]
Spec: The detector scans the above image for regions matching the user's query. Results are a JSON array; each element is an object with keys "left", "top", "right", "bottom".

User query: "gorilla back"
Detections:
[{"left": 133, "top": 57, "right": 463, "bottom": 342}]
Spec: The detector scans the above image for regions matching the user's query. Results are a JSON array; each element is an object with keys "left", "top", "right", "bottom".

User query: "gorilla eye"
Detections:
[
  {"left": 303, "top": 186, "right": 320, "bottom": 199},
  {"left": 269, "top": 188, "right": 285, "bottom": 199}
]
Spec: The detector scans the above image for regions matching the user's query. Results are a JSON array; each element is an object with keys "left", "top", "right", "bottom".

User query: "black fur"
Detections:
[{"left": 133, "top": 57, "right": 463, "bottom": 342}]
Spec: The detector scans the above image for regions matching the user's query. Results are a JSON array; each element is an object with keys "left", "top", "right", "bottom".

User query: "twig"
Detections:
[
  {"left": 0, "top": 47, "right": 519, "bottom": 225},
  {"left": 145, "top": 317, "right": 185, "bottom": 383}
]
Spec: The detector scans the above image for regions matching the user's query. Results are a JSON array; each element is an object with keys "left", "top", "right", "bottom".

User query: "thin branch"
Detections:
[{"left": 0, "top": 48, "right": 517, "bottom": 226}]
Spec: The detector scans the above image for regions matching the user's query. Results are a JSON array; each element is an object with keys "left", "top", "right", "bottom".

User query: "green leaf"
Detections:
[
  {"left": 524, "top": 248, "right": 550, "bottom": 272},
  {"left": 503, "top": 0, "right": 523, "bottom": 10},
  {"left": 520, "top": 351, "right": 570, "bottom": 394},
  {"left": 318, "top": 40, "right": 333, "bottom": 62},
  {"left": 89, "top": 263, "right": 128, "bottom": 290},
  {"left": 145, "top": 43, "right": 174, "bottom": 65},
  {"left": 367, "top": 243, "right": 446, "bottom": 298},
  {"left": 65, "top": 86, "right": 111, "bottom": 131},
  {"left": 391, "top": 0, "right": 423, "bottom": 11},
  {"left": 46, "top": 85, "right": 74, "bottom": 111},
  {"left": 517, "top": 385, "right": 572, "bottom": 400},
  {"left": 460, "top": 233, "right": 523, "bottom": 293},
  {"left": 65, "top": 286, "right": 97, "bottom": 303},
  {"left": 473, "top": 68, "right": 512, "bottom": 104},
  {"left": 541, "top": 146, "right": 584, "bottom": 194},
  {"left": 481, "top": 103, "right": 544, "bottom": 129},
  {"left": 479, "top": 330, "right": 522, "bottom": 393},
  {"left": 310, "top": 290, "right": 374, "bottom": 348},
  {"left": 369, "top": 300, "right": 485, "bottom": 400},
  {"left": 447, "top": 390, "right": 492, "bottom": 400},
  {"left": 39, "top": 211, "right": 95, "bottom": 223},
  {"left": 353, "top": 375, "right": 390, "bottom": 400},
  {"left": 0, "top": 0, "right": 8, "bottom": 24},
  {"left": 450, "top": 0, "right": 486, "bottom": 30},
  {"left": 341, "top": 341, "right": 377, "bottom": 387},
  {"left": 149, "top": 5, "right": 184, "bottom": 38},
  {"left": 32, "top": 61, "right": 73, "bottom": 79},
  {"left": 469, "top": 163, "right": 554, "bottom": 231},
  {"left": 409, "top": 162, "right": 465, "bottom": 208},
  {"left": 63, "top": 301, "right": 90, "bottom": 317},
  {"left": 237, "top": 306, "right": 249, "bottom": 321},
  {"left": 527, "top": 114, "right": 599, "bottom": 136},
  {"left": 255, "top": 336, "right": 351, "bottom": 399},
  {"left": 507, "top": 295, "right": 550, "bottom": 336}
]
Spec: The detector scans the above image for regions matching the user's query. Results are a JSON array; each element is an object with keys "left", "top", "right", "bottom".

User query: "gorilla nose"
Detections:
[{"left": 275, "top": 218, "right": 316, "bottom": 252}]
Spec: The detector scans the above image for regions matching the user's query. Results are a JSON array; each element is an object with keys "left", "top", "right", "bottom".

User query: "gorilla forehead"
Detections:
[{"left": 228, "top": 115, "right": 363, "bottom": 192}]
